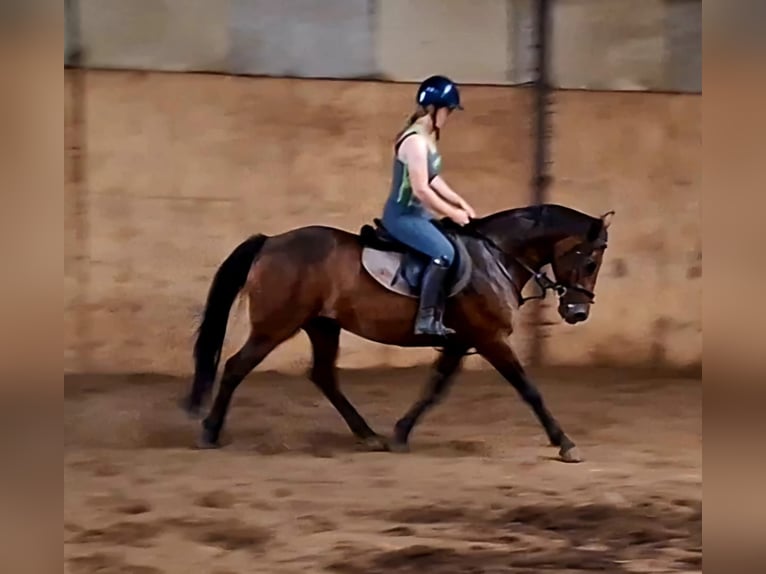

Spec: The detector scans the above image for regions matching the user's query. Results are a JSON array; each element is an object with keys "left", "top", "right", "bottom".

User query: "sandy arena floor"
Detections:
[{"left": 64, "top": 368, "right": 701, "bottom": 573}]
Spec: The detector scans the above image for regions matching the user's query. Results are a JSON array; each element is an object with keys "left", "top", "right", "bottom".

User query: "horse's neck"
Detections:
[
  {"left": 506, "top": 241, "right": 549, "bottom": 287},
  {"left": 480, "top": 224, "right": 555, "bottom": 272},
  {"left": 477, "top": 206, "right": 590, "bottom": 261},
  {"left": 475, "top": 205, "right": 594, "bottom": 292}
]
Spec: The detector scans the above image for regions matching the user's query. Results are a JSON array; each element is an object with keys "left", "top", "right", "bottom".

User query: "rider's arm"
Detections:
[
  {"left": 398, "top": 136, "right": 466, "bottom": 221},
  {"left": 430, "top": 176, "right": 476, "bottom": 218}
]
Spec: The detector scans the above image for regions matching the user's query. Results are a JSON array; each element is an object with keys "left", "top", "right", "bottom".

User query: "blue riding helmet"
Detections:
[{"left": 416, "top": 75, "right": 464, "bottom": 111}]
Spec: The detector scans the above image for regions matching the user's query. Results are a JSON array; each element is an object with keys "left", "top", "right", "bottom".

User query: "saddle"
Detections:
[{"left": 358, "top": 219, "right": 472, "bottom": 299}]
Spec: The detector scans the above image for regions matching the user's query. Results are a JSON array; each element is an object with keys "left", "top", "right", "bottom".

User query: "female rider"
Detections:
[{"left": 380, "top": 75, "right": 476, "bottom": 338}]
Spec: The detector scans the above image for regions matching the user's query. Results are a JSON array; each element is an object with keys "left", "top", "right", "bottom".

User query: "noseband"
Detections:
[{"left": 511, "top": 257, "right": 592, "bottom": 305}]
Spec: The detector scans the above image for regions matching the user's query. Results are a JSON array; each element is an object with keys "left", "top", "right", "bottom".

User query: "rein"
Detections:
[
  {"left": 473, "top": 231, "right": 565, "bottom": 306},
  {"left": 454, "top": 223, "right": 597, "bottom": 306}
]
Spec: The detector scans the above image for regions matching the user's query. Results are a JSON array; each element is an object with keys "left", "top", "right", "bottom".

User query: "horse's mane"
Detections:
[{"left": 473, "top": 203, "right": 602, "bottom": 242}]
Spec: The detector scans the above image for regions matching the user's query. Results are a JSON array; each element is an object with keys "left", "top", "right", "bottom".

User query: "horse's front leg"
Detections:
[
  {"left": 477, "top": 338, "right": 582, "bottom": 463},
  {"left": 390, "top": 343, "right": 469, "bottom": 452}
]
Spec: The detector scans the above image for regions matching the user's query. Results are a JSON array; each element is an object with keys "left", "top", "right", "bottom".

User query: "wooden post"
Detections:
[
  {"left": 65, "top": 0, "right": 90, "bottom": 371},
  {"left": 528, "top": 0, "right": 553, "bottom": 367}
]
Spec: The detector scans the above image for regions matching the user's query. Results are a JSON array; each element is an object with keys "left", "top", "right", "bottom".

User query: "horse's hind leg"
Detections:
[
  {"left": 304, "top": 318, "right": 386, "bottom": 451},
  {"left": 477, "top": 338, "right": 582, "bottom": 463},
  {"left": 199, "top": 335, "right": 276, "bottom": 448}
]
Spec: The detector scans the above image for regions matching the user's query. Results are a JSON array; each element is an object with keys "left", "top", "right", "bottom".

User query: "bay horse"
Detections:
[{"left": 182, "top": 203, "right": 614, "bottom": 463}]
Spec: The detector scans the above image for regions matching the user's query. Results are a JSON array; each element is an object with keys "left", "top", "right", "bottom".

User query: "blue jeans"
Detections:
[{"left": 381, "top": 208, "right": 455, "bottom": 265}]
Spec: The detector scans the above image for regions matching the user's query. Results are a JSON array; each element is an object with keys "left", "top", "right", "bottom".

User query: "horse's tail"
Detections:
[{"left": 185, "top": 234, "right": 269, "bottom": 414}]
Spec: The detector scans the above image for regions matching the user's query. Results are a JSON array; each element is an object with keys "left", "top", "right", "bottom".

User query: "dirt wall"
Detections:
[
  {"left": 65, "top": 71, "right": 700, "bottom": 375},
  {"left": 545, "top": 90, "right": 701, "bottom": 370}
]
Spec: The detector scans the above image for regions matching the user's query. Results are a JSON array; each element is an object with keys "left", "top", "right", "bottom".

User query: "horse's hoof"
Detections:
[
  {"left": 559, "top": 445, "right": 583, "bottom": 463},
  {"left": 387, "top": 439, "right": 410, "bottom": 454},
  {"left": 360, "top": 435, "right": 389, "bottom": 452},
  {"left": 196, "top": 430, "right": 221, "bottom": 450},
  {"left": 179, "top": 396, "right": 203, "bottom": 419},
  {"left": 197, "top": 438, "right": 221, "bottom": 450},
  {"left": 196, "top": 438, "right": 220, "bottom": 450}
]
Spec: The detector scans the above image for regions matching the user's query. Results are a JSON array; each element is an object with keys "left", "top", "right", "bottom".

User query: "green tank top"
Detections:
[{"left": 387, "top": 124, "right": 443, "bottom": 213}]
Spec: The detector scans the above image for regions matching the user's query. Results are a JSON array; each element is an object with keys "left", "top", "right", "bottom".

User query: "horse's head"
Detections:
[
  {"left": 471, "top": 204, "right": 615, "bottom": 324},
  {"left": 549, "top": 210, "right": 614, "bottom": 324}
]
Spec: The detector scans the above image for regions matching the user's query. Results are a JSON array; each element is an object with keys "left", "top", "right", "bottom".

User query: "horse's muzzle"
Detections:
[{"left": 560, "top": 302, "right": 590, "bottom": 324}]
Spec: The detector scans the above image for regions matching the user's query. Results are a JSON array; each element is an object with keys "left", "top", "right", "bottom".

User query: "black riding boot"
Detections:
[{"left": 414, "top": 259, "right": 455, "bottom": 337}]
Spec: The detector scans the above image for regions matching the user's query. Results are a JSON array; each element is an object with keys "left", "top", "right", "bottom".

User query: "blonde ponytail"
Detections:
[{"left": 394, "top": 105, "right": 430, "bottom": 143}]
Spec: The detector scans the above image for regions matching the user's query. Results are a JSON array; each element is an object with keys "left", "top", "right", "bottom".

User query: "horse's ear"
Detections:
[
  {"left": 600, "top": 210, "right": 615, "bottom": 229},
  {"left": 587, "top": 218, "right": 603, "bottom": 241}
]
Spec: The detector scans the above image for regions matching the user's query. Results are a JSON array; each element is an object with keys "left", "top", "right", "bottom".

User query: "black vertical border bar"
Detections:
[
  {"left": 528, "top": 0, "right": 553, "bottom": 367},
  {"left": 66, "top": 0, "right": 90, "bottom": 372}
]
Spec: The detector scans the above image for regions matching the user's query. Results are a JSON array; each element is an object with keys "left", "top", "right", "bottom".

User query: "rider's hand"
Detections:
[
  {"left": 451, "top": 209, "right": 471, "bottom": 226},
  {"left": 462, "top": 202, "right": 477, "bottom": 220}
]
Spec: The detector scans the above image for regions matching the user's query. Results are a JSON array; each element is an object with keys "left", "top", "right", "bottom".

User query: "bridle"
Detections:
[{"left": 471, "top": 229, "right": 604, "bottom": 307}]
